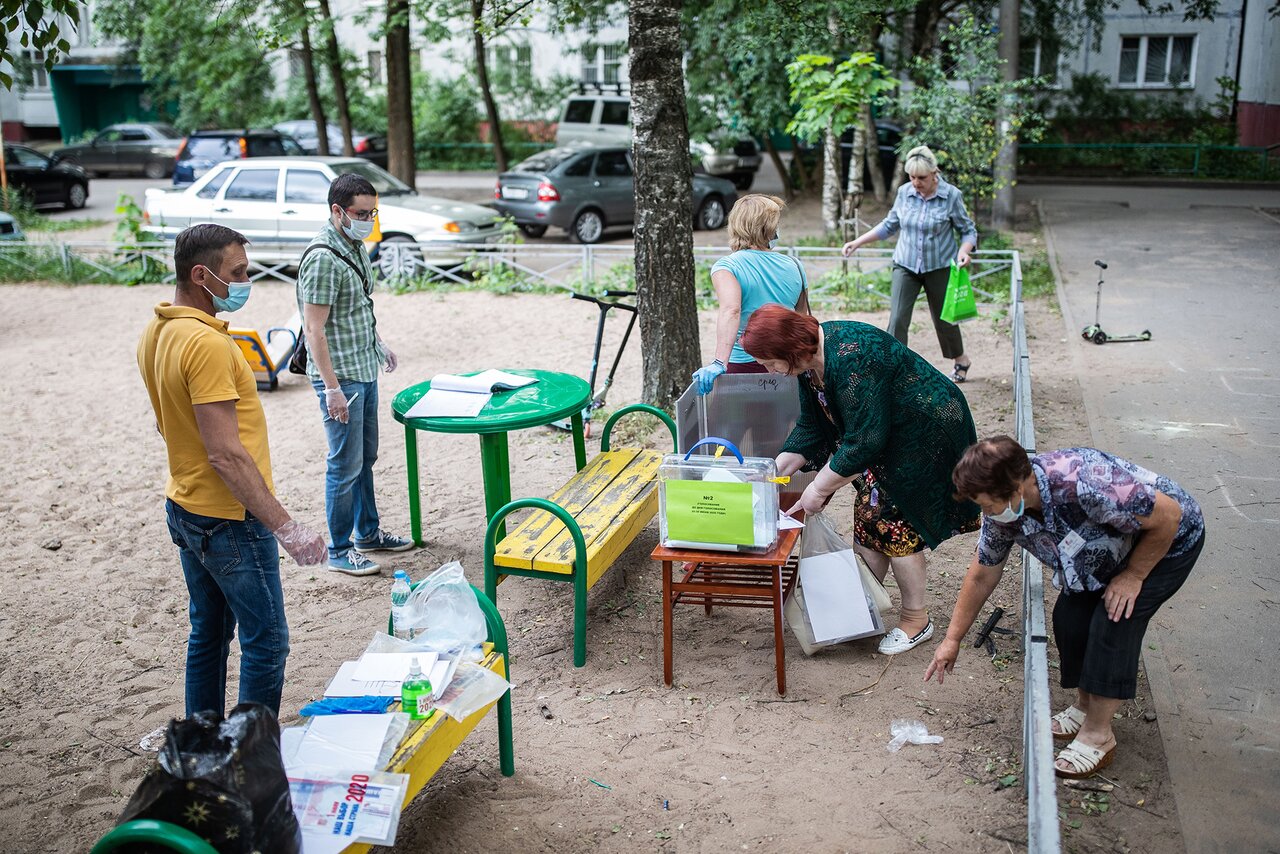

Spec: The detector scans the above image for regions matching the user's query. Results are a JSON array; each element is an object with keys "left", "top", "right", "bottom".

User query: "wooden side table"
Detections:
[{"left": 651, "top": 522, "right": 803, "bottom": 696}]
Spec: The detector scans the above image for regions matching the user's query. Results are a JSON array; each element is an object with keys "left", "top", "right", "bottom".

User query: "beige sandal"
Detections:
[
  {"left": 1051, "top": 705, "right": 1087, "bottom": 741},
  {"left": 1055, "top": 738, "right": 1116, "bottom": 779}
]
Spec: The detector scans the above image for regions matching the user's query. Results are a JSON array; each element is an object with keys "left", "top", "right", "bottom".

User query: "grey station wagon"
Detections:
[{"left": 492, "top": 146, "right": 737, "bottom": 243}]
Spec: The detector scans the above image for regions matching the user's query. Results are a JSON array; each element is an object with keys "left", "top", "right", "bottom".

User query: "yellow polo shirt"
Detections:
[{"left": 137, "top": 303, "right": 274, "bottom": 519}]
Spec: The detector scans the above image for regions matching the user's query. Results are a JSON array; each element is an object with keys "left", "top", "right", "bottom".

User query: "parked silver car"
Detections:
[
  {"left": 144, "top": 156, "right": 505, "bottom": 276},
  {"left": 493, "top": 146, "right": 736, "bottom": 243}
]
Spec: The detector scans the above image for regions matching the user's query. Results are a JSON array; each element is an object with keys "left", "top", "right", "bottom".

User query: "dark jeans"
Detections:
[
  {"left": 311, "top": 378, "right": 381, "bottom": 559},
  {"left": 165, "top": 499, "right": 289, "bottom": 717},
  {"left": 888, "top": 264, "right": 965, "bottom": 359},
  {"left": 1053, "top": 532, "right": 1205, "bottom": 700}
]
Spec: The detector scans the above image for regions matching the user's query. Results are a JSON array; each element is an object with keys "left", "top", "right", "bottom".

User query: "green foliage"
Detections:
[
  {"left": 895, "top": 13, "right": 1045, "bottom": 207},
  {"left": 0, "top": 0, "right": 77, "bottom": 88},
  {"left": 809, "top": 263, "right": 894, "bottom": 312},
  {"left": 272, "top": 49, "right": 388, "bottom": 135},
  {"left": 0, "top": 188, "right": 104, "bottom": 233},
  {"left": 785, "top": 53, "right": 896, "bottom": 143},
  {"left": 96, "top": 0, "right": 273, "bottom": 129},
  {"left": 1039, "top": 72, "right": 1235, "bottom": 145}
]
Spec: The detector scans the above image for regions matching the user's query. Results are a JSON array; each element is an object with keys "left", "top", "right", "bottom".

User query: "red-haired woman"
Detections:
[
  {"left": 741, "top": 304, "right": 980, "bottom": 654},
  {"left": 928, "top": 436, "right": 1204, "bottom": 778}
]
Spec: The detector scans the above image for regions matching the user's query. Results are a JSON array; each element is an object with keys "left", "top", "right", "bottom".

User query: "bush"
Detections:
[{"left": 1040, "top": 72, "right": 1234, "bottom": 145}]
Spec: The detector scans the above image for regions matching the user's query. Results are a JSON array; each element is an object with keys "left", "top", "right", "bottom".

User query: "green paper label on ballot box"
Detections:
[{"left": 665, "top": 479, "right": 754, "bottom": 545}]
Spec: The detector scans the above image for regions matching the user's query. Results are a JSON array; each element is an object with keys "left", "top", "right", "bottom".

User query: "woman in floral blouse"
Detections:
[
  {"left": 927, "top": 435, "right": 1205, "bottom": 779},
  {"left": 740, "top": 304, "right": 980, "bottom": 656}
]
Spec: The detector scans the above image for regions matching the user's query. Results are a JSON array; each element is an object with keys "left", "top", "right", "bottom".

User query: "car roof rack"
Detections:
[{"left": 575, "top": 81, "right": 630, "bottom": 96}]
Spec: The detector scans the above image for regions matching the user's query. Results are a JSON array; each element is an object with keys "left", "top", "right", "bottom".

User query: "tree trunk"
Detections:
[
  {"left": 316, "top": 0, "right": 354, "bottom": 156},
  {"left": 471, "top": 0, "right": 508, "bottom": 173},
  {"left": 863, "top": 104, "right": 887, "bottom": 201},
  {"left": 629, "top": 0, "right": 699, "bottom": 411},
  {"left": 762, "top": 134, "right": 794, "bottom": 202},
  {"left": 299, "top": 23, "right": 329, "bottom": 156},
  {"left": 821, "top": 125, "right": 841, "bottom": 233},
  {"left": 992, "top": 0, "right": 1019, "bottom": 231},
  {"left": 385, "top": 0, "right": 415, "bottom": 184}
]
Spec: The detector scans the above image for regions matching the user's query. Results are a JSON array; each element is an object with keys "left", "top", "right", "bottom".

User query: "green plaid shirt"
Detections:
[{"left": 296, "top": 222, "right": 384, "bottom": 384}]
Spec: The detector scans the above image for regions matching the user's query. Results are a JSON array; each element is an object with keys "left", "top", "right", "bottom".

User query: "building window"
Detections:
[
  {"left": 1020, "top": 40, "right": 1059, "bottom": 86},
  {"left": 1118, "top": 35, "right": 1195, "bottom": 87},
  {"left": 19, "top": 50, "right": 49, "bottom": 90},
  {"left": 580, "top": 42, "right": 627, "bottom": 85},
  {"left": 488, "top": 43, "right": 531, "bottom": 90},
  {"left": 366, "top": 50, "right": 384, "bottom": 85}
]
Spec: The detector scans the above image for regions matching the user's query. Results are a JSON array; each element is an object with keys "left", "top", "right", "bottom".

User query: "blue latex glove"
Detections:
[
  {"left": 299, "top": 696, "right": 396, "bottom": 716},
  {"left": 693, "top": 360, "right": 727, "bottom": 395}
]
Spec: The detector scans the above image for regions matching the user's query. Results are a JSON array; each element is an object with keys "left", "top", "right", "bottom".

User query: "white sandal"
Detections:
[
  {"left": 1055, "top": 738, "right": 1116, "bottom": 779},
  {"left": 1051, "top": 705, "right": 1086, "bottom": 741}
]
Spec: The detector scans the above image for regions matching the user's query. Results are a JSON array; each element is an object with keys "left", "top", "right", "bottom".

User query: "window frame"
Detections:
[
  {"left": 222, "top": 168, "right": 283, "bottom": 203},
  {"left": 283, "top": 167, "right": 334, "bottom": 205},
  {"left": 1117, "top": 34, "right": 1197, "bottom": 89}
]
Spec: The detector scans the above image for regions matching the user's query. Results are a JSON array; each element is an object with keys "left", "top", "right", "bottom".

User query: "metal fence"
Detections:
[{"left": 1010, "top": 251, "right": 1061, "bottom": 853}]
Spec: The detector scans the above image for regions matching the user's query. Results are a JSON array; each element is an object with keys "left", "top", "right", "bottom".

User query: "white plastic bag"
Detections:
[
  {"left": 886, "top": 719, "right": 944, "bottom": 753},
  {"left": 434, "top": 661, "right": 510, "bottom": 722},
  {"left": 400, "top": 561, "right": 487, "bottom": 660},
  {"left": 786, "top": 512, "right": 884, "bottom": 652}
]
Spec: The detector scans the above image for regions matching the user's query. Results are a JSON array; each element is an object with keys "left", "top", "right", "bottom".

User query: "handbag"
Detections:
[
  {"left": 288, "top": 243, "right": 374, "bottom": 375},
  {"left": 939, "top": 260, "right": 978, "bottom": 324}
]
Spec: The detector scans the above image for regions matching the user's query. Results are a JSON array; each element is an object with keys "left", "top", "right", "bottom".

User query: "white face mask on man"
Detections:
[{"left": 337, "top": 208, "right": 375, "bottom": 241}]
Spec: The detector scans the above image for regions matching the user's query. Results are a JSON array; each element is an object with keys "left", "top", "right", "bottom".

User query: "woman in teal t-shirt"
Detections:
[{"left": 692, "top": 194, "right": 810, "bottom": 395}]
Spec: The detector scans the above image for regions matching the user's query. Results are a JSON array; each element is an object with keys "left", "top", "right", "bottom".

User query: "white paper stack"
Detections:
[{"left": 404, "top": 370, "right": 539, "bottom": 419}]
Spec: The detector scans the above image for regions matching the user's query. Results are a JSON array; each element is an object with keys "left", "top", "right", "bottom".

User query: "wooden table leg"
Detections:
[
  {"left": 772, "top": 563, "right": 786, "bottom": 696},
  {"left": 405, "top": 425, "right": 423, "bottom": 546},
  {"left": 663, "top": 560, "right": 674, "bottom": 686}
]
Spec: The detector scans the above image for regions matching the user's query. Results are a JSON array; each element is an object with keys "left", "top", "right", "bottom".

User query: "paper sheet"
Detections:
[
  {"left": 293, "top": 714, "right": 395, "bottom": 772},
  {"left": 404, "top": 388, "right": 489, "bottom": 419},
  {"left": 797, "top": 551, "right": 878, "bottom": 642},
  {"left": 351, "top": 651, "right": 439, "bottom": 683},
  {"left": 778, "top": 513, "right": 805, "bottom": 530},
  {"left": 430, "top": 369, "right": 538, "bottom": 394},
  {"left": 325, "top": 660, "right": 401, "bottom": 698}
]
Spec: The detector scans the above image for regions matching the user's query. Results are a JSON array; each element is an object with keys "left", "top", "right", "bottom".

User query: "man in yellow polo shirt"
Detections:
[{"left": 138, "top": 223, "right": 326, "bottom": 718}]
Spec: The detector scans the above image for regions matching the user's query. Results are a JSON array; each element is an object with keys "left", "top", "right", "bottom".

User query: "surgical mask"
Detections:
[
  {"left": 768, "top": 231, "right": 779, "bottom": 250},
  {"left": 201, "top": 268, "right": 252, "bottom": 313},
  {"left": 990, "top": 495, "right": 1025, "bottom": 524},
  {"left": 341, "top": 210, "right": 375, "bottom": 241}
]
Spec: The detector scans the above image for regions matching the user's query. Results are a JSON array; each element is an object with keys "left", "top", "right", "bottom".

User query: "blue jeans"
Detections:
[
  {"left": 165, "top": 499, "right": 290, "bottom": 717},
  {"left": 312, "top": 378, "right": 381, "bottom": 559}
]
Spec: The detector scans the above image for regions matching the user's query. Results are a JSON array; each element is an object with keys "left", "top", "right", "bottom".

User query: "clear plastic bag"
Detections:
[
  {"left": 886, "top": 719, "right": 944, "bottom": 753},
  {"left": 434, "top": 661, "right": 510, "bottom": 722},
  {"left": 786, "top": 512, "right": 885, "bottom": 652},
  {"left": 400, "top": 561, "right": 487, "bottom": 660}
]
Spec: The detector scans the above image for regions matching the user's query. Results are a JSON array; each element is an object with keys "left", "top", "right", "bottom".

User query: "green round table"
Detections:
[{"left": 392, "top": 369, "right": 592, "bottom": 544}]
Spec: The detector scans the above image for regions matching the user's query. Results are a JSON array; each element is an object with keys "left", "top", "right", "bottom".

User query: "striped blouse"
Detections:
[{"left": 870, "top": 177, "right": 978, "bottom": 274}]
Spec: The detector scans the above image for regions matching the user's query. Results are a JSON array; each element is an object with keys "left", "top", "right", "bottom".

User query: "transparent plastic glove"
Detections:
[
  {"left": 324, "top": 387, "right": 350, "bottom": 424},
  {"left": 692, "top": 360, "right": 726, "bottom": 395},
  {"left": 383, "top": 347, "right": 398, "bottom": 373},
  {"left": 886, "top": 719, "right": 944, "bottom": 753},
  {"left": 273, "top": 519, "right": 327, "bottom": 566}
]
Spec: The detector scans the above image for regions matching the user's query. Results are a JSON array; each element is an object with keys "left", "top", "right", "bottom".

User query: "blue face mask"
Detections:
[
  {"left": 990, "top": 495, "right": 1025, "bottom": 524},
  {"left": 768, "top": 231, "right": 779, "bottom": 250},
  {"left": 201, "top": 268, "right": 252, "bottom": 313}
]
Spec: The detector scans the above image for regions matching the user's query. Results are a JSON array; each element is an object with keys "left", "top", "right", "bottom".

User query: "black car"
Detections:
[
  {"left": 172, "top": 129, "right": 304, "bottom": 186},
  {"left": 3, "top": 144, "right": 89, "bottom": 209},
  {"left": 54, "top": 123, "right": 183, "bottom": 179},
  {"left": 273, "top": 121, "right": 388, "bottom": 168}
]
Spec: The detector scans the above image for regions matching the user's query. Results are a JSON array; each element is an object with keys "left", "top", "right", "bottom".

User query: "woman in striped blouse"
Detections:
[{"left": 841, "top": 145, "right": 978, "bottom": 384}]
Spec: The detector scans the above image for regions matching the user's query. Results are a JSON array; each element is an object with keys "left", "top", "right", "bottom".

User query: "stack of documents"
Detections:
[
  {"left": 326, "top": 651, "right": 459, "bottom": 701},
  {"left": 404, "top": 369, "right": 539, "bottom": 419}
]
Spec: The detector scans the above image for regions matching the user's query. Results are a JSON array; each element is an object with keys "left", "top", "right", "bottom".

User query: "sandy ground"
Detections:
[{"left": 0, "top": 204, "right": 1180, "bottom": 852}]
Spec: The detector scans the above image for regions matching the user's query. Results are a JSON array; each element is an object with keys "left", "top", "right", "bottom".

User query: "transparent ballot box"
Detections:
[{"left": 659, "top": 438, "right": 780, "bottom": 552}]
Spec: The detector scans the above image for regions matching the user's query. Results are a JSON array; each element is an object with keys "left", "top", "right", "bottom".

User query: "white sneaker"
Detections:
[{"left": 878, "top": 620, "right": 934, "bottom": 655}]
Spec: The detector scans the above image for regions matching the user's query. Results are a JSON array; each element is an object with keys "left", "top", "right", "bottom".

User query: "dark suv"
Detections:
[{"left": 172, "top": 130, "right": 303, "bottom": 186}]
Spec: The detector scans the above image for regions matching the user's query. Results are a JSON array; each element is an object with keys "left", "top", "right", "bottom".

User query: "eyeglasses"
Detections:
[{"left": 344, "top": 207, "right": 379, "bottom": 221}]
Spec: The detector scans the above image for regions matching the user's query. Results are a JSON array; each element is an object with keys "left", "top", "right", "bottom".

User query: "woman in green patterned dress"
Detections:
[{"left": 741, "top": 304, "right": 980, "bottom": 654}]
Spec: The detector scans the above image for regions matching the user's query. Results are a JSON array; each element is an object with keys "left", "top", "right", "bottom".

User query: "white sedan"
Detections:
[{"left": 142, "top": 156, "right": 505, "bottom": 276}]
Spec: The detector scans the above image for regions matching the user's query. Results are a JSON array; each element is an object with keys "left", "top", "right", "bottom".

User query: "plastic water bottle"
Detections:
[
  {"left": 390, "top": 570, "right": 412, "bottom": 640},
  {"left": 400, "top": 657, "right": 434, "bottom": 720}
]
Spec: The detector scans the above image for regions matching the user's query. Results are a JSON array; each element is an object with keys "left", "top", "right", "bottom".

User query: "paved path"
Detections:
[{"left": 1026, "top": 184, "right": 1280, "bottom": 854}]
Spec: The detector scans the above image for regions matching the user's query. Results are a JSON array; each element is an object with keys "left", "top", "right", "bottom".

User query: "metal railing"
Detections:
[
  {"left": 1020, "top": 141, "right": 1280, "bottom": 181},
  {"left": 1010, "top": 250, "right": 1060, "bottom": 853}
]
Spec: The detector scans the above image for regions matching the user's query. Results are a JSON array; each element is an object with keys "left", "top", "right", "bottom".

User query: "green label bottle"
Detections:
[{"left": 401, "top": 657, "right": 435, "bottom": 720}]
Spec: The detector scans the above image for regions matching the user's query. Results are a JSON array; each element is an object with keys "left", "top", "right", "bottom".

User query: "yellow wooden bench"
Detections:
[
  {"left": 91, "top": 585, "right": 512, "bottom": 854},
  {"left": 228, "top": 312, "right": 301, "bottom": 391},
  {"left": 484, "top": 404, "right": 677, "bottom": 667}
]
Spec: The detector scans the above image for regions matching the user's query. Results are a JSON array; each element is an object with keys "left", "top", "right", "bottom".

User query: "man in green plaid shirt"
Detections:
[{"left": 297, "top": 173, "right": 414, "bottom": 576}]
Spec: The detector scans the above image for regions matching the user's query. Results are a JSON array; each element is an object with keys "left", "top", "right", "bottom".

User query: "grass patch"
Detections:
[{"left": 1, "top": 190, "right": 106, "bottom": 234}]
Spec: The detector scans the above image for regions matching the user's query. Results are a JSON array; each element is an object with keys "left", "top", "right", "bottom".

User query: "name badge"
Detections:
[{"left": 1059, "top": 530, "right": 1086, "bottom": 560}]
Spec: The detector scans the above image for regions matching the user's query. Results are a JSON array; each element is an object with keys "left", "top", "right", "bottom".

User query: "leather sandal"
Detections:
[
  {"left": 1055, "top": 738, "right": 1116, "bottom": 779},
  {"left": 1051, "top": 705, "right": 1087, "bottom": 741},
  {"left": 951, "top": 362, "right": 971, "bottom": 383}
]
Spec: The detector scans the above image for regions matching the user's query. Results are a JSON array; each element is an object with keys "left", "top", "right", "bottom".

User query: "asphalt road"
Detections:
[{"left": 1026, "top": 183, "right": 1280, "bottom": 854}]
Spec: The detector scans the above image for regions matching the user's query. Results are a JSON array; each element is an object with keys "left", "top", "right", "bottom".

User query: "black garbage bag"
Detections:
[{"left": 115, "top": 703, "right": 301, "bottom": 854}]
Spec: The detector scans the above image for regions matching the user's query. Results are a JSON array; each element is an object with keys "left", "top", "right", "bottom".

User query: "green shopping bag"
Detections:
[{"left": 940, "top": 261, "right": 978, "bottom": 324}]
